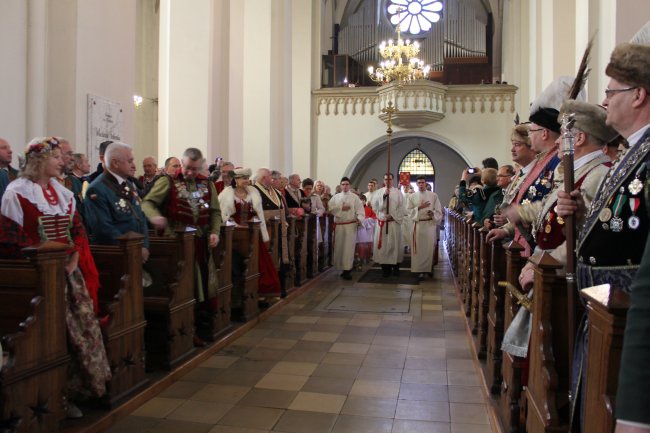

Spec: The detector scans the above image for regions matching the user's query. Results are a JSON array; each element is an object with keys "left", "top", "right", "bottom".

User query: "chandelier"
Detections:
[{"left": 367, "top": 4, "right": 436, "bottom": 84}]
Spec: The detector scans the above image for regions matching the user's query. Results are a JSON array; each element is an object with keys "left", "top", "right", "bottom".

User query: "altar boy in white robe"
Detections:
[
  {"left": 328, "top": 177, "right": 365, "bottom": 280},
  {"left": 407, "top": 176, "right": 443, "bottom": 280},
  {"left": 371, "top": 172, "right": 407, "bottom": 277}
]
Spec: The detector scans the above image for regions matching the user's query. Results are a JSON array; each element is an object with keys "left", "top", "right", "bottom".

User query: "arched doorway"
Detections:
[
  {"left": 347, "top": 134, "right": 468, "bottom": 203},
  {"left": 398, "top": 148, "right": 436, "bottom": 192}
]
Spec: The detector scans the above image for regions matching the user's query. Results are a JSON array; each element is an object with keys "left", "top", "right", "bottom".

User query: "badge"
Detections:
[
  {"left": 118, "top": 198, "right": 127, "bottom": 209},
  {"left": 557, "top": 216, "right": 565, "bottom": 225},
  {"left": 545, "top": 224, "right": 552, "bottom": 234},
  {"left": 528, "top": 186, "right": 537, "bottom": 197},
  {"left": 610, "top": 216, "right": 624, "bottom": 232},
  {"left": 203, "top": 203, "right": 209, "bottom": 208},
  {"left": 602, "top": 223, "right": 609, "bottom": 231},
  {"left": 628, "top": 178, "right": 644, "bottom": 196},
  {"left": 192, "top": 191, "right": 202, "bottom": 199},
  {"left": 628, "top": 215, "right": 640, "bottom": 230},
  {"left": 598, "top": 208, "right": 612, "bottom": 222}
]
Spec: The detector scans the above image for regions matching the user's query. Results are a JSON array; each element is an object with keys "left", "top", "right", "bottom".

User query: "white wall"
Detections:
[{"left": 0, "top": 0, "right": 28, "bottom": 163}]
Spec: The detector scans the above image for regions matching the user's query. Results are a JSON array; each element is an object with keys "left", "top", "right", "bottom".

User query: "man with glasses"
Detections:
[
  {"left": 556, "top": 40, "right": 650, "bottom": 432},
  {"left": 487, "top": 78, "right": 569, "bottom": 255},
  {"left": 142, "top": 147, "right": 222, "bottom": 347},
  {"left": 407, "top": 176, "right": 442, "bottom": 280},
  {"left": 328, "top": 177, "right": 365, "bottom": 280},
  {"left": 482, "top": 164, "right": 516, "bottom": 229},
  {"left": 371, "top": 173, "right": 406, "bottom": 277}
]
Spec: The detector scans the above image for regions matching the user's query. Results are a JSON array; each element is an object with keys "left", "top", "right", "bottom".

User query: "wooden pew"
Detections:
[
  {"left": 231, "top": 222, "right": 261, "bottom": 322},
  {"left": 293, "top": 215, "right": 311, "bottom": 287},
  {"left": 0, "top": 243, "right": 70, "bottom": 433},
  {"left": 214, "top": 224, "right": 234, "bottom": 333},
  {"left": 498, "top": 241, "right": 526, "bottom": 433},
  {"left": 281, "top": 216, "right": 296, "bottom": 296},
  {"left": 326, "top": 214, "right": 335, "bottom": 269},
  {"left": 474, "top": 226, "right": 490, "bottom": 359},
  {"left": 524, "top": 252, "right": 570, "bottom": 433},
  {"left": 485, "top": 238, "right": 507, "bottom": 395},
  {"left": 91, "top": 233, "right": 149, "bottom": 408},
  {"left": 470, "top": 222, "right": 481, "bottom": 333},
  {"left": 580, "top": 285, "right": 629, "bottom": 433},
  {"left": 462, "top": 217, "right": 474, "bottom": 317},
  {"left": 306, "top": 214, "right": 320, "bottom": 278},
  {"left": 144, "top": 228, "right": 196, "bottom": 371}
]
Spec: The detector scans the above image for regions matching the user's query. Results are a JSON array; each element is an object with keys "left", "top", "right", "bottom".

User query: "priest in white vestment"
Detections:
[
  {"left": 371, "top": 173, "right": 406, "bottom": 277},
  {"left": 328, "top": 177, "right": 365, "bottom": 280},
  {"left": 407, "top": 176, "right": 443, "bottom": 279}
]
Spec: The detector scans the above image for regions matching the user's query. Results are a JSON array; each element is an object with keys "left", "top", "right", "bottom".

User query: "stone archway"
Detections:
[{"left": 346, "top": 131, "right": 470, "bottom": 202}]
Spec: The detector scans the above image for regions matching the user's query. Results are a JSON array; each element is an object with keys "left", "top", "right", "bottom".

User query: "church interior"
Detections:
[{"left": 1, "top": 0, "right": 650, "bottom": 432}]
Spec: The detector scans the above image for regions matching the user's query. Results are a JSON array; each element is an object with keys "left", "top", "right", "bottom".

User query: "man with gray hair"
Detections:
[
  {"left": 84, "top": 141, "right": 150, "bottom": 262},
  {"left": 142, "top": 147, "right": 222, "bottom": 346}
]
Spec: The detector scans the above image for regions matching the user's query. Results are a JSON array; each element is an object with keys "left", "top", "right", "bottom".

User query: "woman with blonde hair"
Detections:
[{"left": 0, "top": 137, "right": 111, "bottom": 418}]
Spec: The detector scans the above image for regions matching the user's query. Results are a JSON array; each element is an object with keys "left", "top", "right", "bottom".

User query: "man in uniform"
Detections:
[
  {"left": 284, "top": 174, "right": 303, "bottom": 209},
  {"left": 71, "top": 153, "right": 91, "bottom": 182},
  {"left": 407, "top": 176, "right": 443, "bottom": 280},
  {"left": 56, "top": 138, "right": 84, "bottom": 208},
  {"left": 500, "top": 100, "right": 616, "bottom": 360},
  {"left": 487, "top": 78, "right": 572, "bottom": 255},
  {"left": 142, "top": 147, "right": 222, "bottom": 346},
  {"left": 0, "top": 138, "right": 17, "bottom": 200},
  {"left": 371, "top": 173, "right": 406, "bottom": 277},
  {"left": 557, "top": 41, "right": 650, "bottom": 432},
  {"left": 328, "top": 177, "right": 364, "bottom": 280},
  {"left": 88, "top": 140, "right": 113, "bottom": 183},
  {"left": 214, "top": 161, "right": 234, "bottom": 194},
  {"left": 139, "top": 156, "right": 159, "bottom": 196},
  {"left": 482, "top": 164, "right": 515, "bottom": 229},
  {"left": 163, "top": 156, "right": 181, "bottom": 176},
  {"left": 84, "top": 142, "right": 150, "bottom": 262}
]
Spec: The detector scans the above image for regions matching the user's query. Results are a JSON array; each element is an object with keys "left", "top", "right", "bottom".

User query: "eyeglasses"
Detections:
[{"left": 604, "top": 86, "right": 638, "bottom": 97}]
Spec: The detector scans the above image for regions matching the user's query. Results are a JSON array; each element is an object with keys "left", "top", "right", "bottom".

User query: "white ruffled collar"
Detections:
[{"left": 1, "top": 177, "right": 75, "bottom": 226}]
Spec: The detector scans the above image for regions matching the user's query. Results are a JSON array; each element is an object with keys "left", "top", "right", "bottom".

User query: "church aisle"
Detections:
[{"left": 108, "top": 252, "right": 495, "bottom": 433}]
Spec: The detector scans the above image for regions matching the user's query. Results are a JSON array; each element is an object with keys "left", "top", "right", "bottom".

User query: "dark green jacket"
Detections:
[
  {"left": 616, "top": 231, "right": 650, "bottom": 424},
  {"left": 84, "top": 172, "right": 149, "bottom": 248},
  {"left": 481, "top": 188, "right": 505, "bottom": 224}
]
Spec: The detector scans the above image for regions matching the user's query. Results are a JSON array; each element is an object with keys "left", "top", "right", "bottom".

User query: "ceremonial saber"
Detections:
[{"left": 561, "top": 113, "right": 577, "bottom": 367}]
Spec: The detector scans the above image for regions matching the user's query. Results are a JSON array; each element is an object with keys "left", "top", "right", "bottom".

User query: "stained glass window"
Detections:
[
  {"left": 399, "top": 149, "right": 435, "bottom": 175},
  {"left": 386, "top": 0, "right": 444, "bottom": 35}
]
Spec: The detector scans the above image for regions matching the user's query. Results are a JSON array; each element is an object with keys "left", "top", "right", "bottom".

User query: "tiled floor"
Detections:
[{"left": 108, "top": 252, "right": 495, "bottom": 433}]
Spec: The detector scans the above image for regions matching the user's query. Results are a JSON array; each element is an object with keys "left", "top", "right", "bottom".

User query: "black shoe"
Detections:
[
  {"left": 392, "top": 265, "right": 400, "bottom": 276},
  {"left": 418, "top": 273, "right": 426, "bottom": 281},
  {"left": 381, "top": 265, "right": 391, "bottom": 277},
  {"left": 193, "top": 335, "right": 207, "bottom": 347},
  {"left": 342, "top": 270, "right": 352, "bottom": 280}
]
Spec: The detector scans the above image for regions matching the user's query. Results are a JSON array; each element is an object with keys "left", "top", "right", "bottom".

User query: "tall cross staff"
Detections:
[
  {"left": 382, "top": 101, "right": 398, "bottom": 234},
  {"left": 561, "top": 112, "right": 577, "bottom": 365}
]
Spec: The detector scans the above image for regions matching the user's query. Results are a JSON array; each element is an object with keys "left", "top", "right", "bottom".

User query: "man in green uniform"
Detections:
[
  {"left": 84, "top": 142, "right": 150, "bottom": 261},
  {"left": 142, "top": 147, "right": 222, "bottom": 345}
]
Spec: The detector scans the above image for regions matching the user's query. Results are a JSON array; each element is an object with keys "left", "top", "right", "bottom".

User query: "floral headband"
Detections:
[{"left": 25, "top": 137, "right": 61, "bottom": 156}]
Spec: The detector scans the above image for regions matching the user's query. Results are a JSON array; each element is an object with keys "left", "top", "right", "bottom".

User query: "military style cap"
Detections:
[
  {"left": 605, "top": 42, "right": 650, "bottom": 90},
  {"left": 233, "top": 168, "right": 252, "bottom": 178},
  {"left": 511, "top": 123, "right": 531, "bottom": 146},
  {"left": 529, "top": 76, "right": 585, "bottom": 133}
]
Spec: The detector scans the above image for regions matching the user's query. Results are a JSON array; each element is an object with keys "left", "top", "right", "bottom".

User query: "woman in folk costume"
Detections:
[
  {"left": 218, "top": 168, "right": 281, "bottom": 298},
  {"left": 0, "top": 137, "right": 111, "bottom": 418}
]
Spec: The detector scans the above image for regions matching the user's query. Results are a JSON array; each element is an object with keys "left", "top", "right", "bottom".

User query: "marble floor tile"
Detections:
[{"left": 288, "top": 391, "right": 346, "bottom": 413}]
